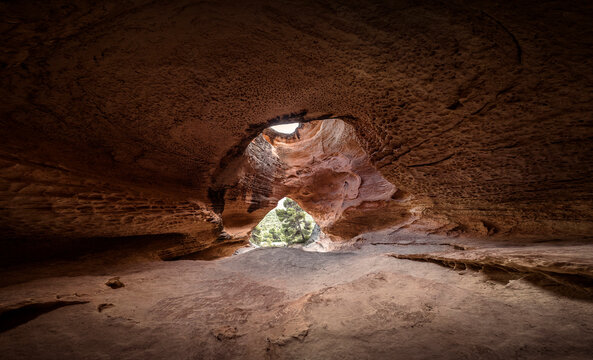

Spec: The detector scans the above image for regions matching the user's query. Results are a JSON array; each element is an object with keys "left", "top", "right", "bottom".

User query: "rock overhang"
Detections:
[{"left": 0, "top": 0, "right": 592, "bottom": 262}]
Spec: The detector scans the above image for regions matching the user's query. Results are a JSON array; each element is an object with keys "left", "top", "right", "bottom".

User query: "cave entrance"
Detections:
[
  {"left": 249, "top": 197, "right": 320, "bottom": 248},
  {"left": 225, "top": 118, "right": 402, "bottom": 253}
]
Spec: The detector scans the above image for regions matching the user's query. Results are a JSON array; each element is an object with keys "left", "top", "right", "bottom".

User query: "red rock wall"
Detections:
[
  {"left": 269, "top": 119, "right": 415, "bottom": 240},
  {"left": 1, "top": 0, "right": 593, "bottom": 260}
]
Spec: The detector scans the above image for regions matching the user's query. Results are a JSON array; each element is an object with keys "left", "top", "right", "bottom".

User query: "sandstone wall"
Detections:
[{"left": 1, "top": 0, "right": 592, "bottom": 260}]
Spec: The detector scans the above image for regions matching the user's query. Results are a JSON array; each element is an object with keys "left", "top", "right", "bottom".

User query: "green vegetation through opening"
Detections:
[{"left": 250, "top": 197, "right": 317, "bottom": 247}]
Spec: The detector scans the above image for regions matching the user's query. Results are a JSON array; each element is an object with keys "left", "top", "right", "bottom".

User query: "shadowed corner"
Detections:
[{"left": 0, "top": 301, "right": 89, "bottom": 334}]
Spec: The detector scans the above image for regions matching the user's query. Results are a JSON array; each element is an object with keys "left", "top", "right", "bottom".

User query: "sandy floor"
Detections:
[{"left": 1, "top": 243, "right": 593, "bottom": 359}]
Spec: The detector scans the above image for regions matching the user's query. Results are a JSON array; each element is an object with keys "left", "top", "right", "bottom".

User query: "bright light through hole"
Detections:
[{"left": 270, "top": 123, "right": 300, "bottom": 134}]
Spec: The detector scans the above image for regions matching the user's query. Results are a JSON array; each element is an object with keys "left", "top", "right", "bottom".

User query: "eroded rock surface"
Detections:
[
  {"left": 2, "top": 2, "right": 593, "bottom": 357},
  {"left": 1, "top": 246, "right": 592, "bottom": 359},
  {"left": 1, "top": 1, "right": 592, "bottom": 260},
  {"left": 254, "top": 119, "right": 416, "bottom": 241}
]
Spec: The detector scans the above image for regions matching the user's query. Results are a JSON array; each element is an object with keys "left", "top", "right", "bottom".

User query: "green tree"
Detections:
[
  {"left": 249, "top": 197, "right": 315, "bottom": 247},
  {"left": 275, "top": 198, "right": 314, "bottom": 244},
  {"left": 249, "top": 209, "right": 281, "bottom": 246},
  {"left": 251, "top": 226, "right": 262, "bottom": 245}
]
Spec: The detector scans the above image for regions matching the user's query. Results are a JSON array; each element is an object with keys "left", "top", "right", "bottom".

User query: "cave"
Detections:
[{"left": 1, "top": 0, "right": 593, "bottom": 359}]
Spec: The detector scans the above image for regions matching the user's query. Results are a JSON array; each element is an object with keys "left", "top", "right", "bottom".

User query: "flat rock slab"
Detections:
[{"left": 0, "top": 245, "right": 592, "bottom": 359}]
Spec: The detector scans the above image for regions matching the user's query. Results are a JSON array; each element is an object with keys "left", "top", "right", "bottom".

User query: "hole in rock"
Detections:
[
  {"left": 249, "top": 197, "right": 322, "bottom": 248},
  {"left": 223, "top": 118, "right": 406, "bottom": 253},
  {"left": 269, "top": 122, "right": 300, "bottom": 134}
]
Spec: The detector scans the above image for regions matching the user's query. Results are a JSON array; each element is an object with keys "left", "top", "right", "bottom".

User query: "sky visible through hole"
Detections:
[{"left": 270, "top": 123, "right": 299, "bottom": 134}]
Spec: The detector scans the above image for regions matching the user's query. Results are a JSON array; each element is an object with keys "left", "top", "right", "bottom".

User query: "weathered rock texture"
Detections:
[
  {"left": 227, "top": 119, "right": 417, "bottom": 242},
  {"left": 1, "top": 0, "right": 593, "bottom": 259},
  {"left": 1, "top": 245, "right": 593, "bottom": 359}
]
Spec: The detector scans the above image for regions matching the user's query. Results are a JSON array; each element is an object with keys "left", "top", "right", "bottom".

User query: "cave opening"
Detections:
[
  {"left": 269, "top": 122, "right": 300, "bottom": 134},
  {"left": 225, "top": 118, "right": 406, "bottom": 253},
  {"left": 249, "top": 197, "right": 322, "bottom": 248}
]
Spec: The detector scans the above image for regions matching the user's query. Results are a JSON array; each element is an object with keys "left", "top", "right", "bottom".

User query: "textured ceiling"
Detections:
[{"left": 1, "top": 0, "right": 593, "bottom": 260}]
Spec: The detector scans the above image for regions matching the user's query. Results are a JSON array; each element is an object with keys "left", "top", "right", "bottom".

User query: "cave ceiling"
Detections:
[{"left": 1, "top": 0, "right": 593, "bottom": 261}]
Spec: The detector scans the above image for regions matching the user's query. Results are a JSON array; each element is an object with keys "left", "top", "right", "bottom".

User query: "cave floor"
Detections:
[{"left": 1, "top": 242, "right": 593, "bottom": 359}]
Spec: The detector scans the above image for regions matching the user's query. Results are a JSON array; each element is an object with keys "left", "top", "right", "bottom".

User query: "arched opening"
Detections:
[
  {"left": 220, "top": 118, "right": 412, "bottom": 254},
  {"left": 249, "top": 197, "right": 322, "bottom": 248}
]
